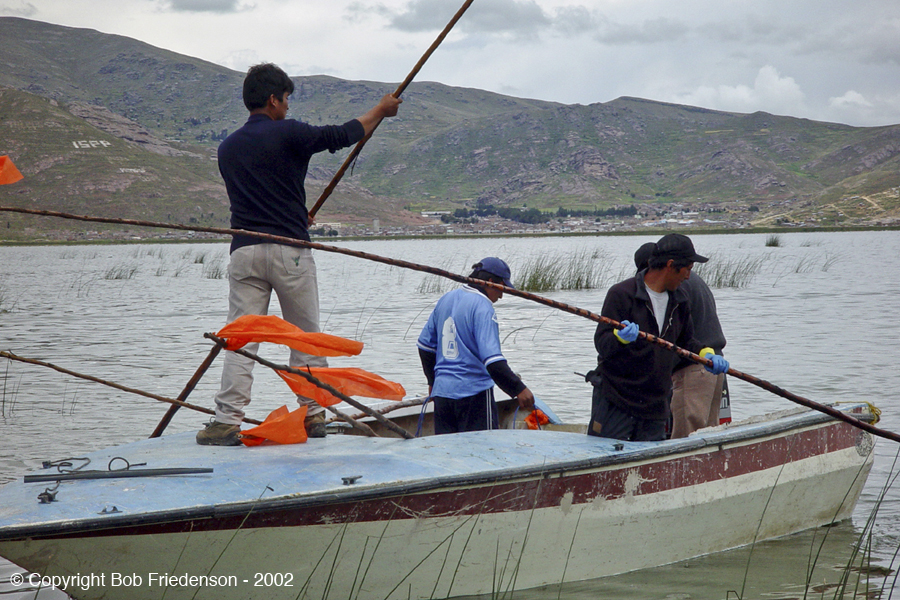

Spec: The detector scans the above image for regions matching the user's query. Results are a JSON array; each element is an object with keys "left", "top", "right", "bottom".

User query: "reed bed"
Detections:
[
  {"left": 765, "top": 234, "right": 782, "bottom": 247},
  {"left": 694, "top": 253, "right": 765, "bottom": 289},
  {"left": 515, "top": 248, "right": 609, "bottom": 292},
  {"left": 103, "top": 263, "right": 139, "bottom": 280},
  {"left": 202, "top": 253, "right": 227, "bottom": 279}
]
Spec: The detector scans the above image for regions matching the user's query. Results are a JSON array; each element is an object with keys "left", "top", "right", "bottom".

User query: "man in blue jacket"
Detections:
[
  {"left": 588, "top": 234, "right": 729, "bottom": 441},
  {"left": 198, "top": 63, "right": 401, "bottom": 446},
  {"left": 418, "top": 258, "right": 535, "bottom": 434}
]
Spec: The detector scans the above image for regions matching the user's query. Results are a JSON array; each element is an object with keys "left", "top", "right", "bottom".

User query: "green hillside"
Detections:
[{"left": 1, "top": 16, "right": 899, "bottom": 240}]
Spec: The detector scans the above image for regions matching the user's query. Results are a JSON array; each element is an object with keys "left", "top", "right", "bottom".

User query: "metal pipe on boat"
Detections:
[
  {"left": 204, "top": 333, "right": 416, "bottom": 439},
  {"left": 1, "top": 207, "right": 898, "bottom": 444},
  {"left": 24, "top": 467, "right": 214, "bottom": 483},
  {"left": 307, "top": 0, "right": 476, "bottom": 220}
]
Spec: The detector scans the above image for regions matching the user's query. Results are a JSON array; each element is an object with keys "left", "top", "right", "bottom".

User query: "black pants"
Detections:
[
  {"left": 433, "top": 389, "right": 499, "bottom": 435},
  {"left": 588, "top": 386, "right": 666, "bottom": 441}
]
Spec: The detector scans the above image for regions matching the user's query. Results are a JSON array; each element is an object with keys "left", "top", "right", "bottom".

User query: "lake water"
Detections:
[{"left": 1, "top": 230, "right": 899, "bottom": 599}]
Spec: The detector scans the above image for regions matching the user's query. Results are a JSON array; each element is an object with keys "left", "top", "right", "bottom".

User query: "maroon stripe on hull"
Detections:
[{"left": 21, "top": 421, "right": 865, "bottom": 541}]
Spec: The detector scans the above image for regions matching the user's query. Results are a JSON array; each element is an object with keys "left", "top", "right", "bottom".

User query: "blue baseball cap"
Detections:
[{"left": 475, "top": 257, "right": 514, "bottom": 289}]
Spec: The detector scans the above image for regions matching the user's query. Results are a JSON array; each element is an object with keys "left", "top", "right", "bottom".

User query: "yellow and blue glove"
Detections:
[
  {"left": 700, "top": 348, "right": 729, "bottom": 375},
  {"left": 613, "top": 320, "right": 639, "bottom": 344}
]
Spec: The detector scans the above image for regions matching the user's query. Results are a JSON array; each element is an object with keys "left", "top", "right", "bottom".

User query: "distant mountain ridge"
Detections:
[{"left": 1, "top": 16, "right": 899, "bottom": 240}]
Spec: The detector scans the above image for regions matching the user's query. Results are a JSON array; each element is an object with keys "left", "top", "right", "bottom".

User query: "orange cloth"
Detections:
[
  {"left": 0, "top": 156, "right": 24, "bottom": 185},
  {"left": 240, "top": 405, "right": 308, "bottom": 446},
  {"left": 276, "top": 367, "right": 406, "bottom": 407},
  {"left": 216, "top": 315, "right": 363, "bottom": 357},
  {"left": 525, "top": 409, "right": 550, "bottom": 430}
]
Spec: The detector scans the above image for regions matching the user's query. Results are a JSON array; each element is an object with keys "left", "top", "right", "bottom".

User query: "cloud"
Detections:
[
  {"left": 163, "top": 0, "right": 253, "bottom": 13},
  {"left": 673, "top": 65, "right": 806, "bottom": 116},
  {"left": 375, "top": 0, "right": 551, "bottom": 38},
  {"left": 830, "top": 90, "right": 873, "bottom": 110},
  {"left": 0, "top": 0, "right": 36, "bottom": 17},
  {"left": 594, "top": 16, "right": 689, "bottom": 45}
]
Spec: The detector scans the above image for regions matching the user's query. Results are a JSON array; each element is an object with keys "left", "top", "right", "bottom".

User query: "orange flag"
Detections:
[
  {"left": 0, "top": 156, "right": 23, "bottom": 185},
  {"left": 240, "top": 405, "right": 308, "bottom": 446},
  {"left": 216, "top": 315, "right": 363, "bottom": 357},
  {"left": 525, "top": 409, "right": 550, "bottom": 430},
  {"left": 276, "top": 367, "right": 406, "bottom": 407}
]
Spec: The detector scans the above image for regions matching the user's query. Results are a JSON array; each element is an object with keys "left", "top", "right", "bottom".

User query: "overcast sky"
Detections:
[{"left": 3, "top": 0, "right": 899, "bottom": 127}]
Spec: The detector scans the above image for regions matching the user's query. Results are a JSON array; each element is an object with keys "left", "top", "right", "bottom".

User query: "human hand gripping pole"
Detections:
[
  {"left": 700, "top": 348, "right": 729, "bottom": 375},
  {"left": 613, "top": 320, "right": 639, "bottom": 344}
]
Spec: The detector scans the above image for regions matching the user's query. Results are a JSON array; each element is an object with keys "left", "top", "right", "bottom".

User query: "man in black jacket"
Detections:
[{"left": 587, "top": 234, "right": 729, "bottom": 441}]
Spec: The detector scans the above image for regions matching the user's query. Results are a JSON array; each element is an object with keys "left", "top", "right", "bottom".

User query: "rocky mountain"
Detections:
[{"left": 1, "top": 16, "right": 899, "bottom": 240}]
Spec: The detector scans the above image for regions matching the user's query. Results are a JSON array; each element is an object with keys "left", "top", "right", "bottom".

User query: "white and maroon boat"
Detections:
[{"left": 0, "top": 399, "right": 877, "bottom": 600}]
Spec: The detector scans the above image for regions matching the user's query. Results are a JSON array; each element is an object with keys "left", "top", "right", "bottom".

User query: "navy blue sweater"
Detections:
[{"left": 217, "top": 114, "right": 365, "bottom": 252}]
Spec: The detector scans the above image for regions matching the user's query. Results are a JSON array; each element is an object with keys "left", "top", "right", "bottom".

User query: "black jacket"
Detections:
[{"left": 591, "top": 270, "right": 704, "bottom": 419}]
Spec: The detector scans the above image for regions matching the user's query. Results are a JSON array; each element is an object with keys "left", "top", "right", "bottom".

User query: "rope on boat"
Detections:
[{"left": 2, "top": 206, "right": 899, "bottom": 444}]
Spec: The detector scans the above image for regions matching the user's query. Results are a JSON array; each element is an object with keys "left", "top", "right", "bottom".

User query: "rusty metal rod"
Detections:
[
  {"left": 307, "top": 0, "right": 476, "bottom": 220},
  {"left": 0, "top": 349, "right": 262, "bottom": 425}
]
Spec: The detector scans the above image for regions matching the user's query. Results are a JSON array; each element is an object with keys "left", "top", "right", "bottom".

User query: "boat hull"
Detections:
[{"left": 0, "top": 405, "right": 876, "bottom": 600}]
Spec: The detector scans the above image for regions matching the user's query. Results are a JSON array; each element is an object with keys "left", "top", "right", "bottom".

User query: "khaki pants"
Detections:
[
  {"left": 670, "top": 364, "right": 723, "bottom": 438},
  {"left": 214, "top": 244, "right": 326, "bottom": 425}
]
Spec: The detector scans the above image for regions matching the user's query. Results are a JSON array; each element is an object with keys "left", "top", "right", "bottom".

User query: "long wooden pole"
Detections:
[
  {"left": 307, "top": 0, "right": 476, "bottom": 220},
  {"left": 149, "top": 342, "right": 223, "bottom": 438},
  {"left": 1, "top": 205, "right": 896, "bottom": 443},
  {"left": 0, "top": 349, "right": 262, "bottom": 425}
]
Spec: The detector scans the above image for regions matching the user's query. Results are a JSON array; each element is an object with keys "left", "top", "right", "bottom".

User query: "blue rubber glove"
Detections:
[
  {"left": 700, "top": 348, "right": 729, "bottom": 375},
  {"left": 614, "top": 320, "right": 639, "bottom": 344}
]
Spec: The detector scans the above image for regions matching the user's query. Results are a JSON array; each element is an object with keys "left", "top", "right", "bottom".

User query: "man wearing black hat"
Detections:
[
  {"left": 634, "top": 242, "right": 728, "bottom": 438},
  {"left": 587, "top": 234, "right": 729, "bottom": 441},
  {"left": 417, "top": 258, "right": 535, "bottom": 434}
]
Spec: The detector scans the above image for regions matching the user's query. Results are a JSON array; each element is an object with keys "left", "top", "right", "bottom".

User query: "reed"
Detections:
[
  {"left": 0, "top": 283, "right": 11, "bottom": 313},
  {"left": 202, "top": 254, "right": 227, "bottom": 279},
  {"left": 693, "top": 253, "right": 765, "bottom": 289},
  {"left": 103, "top": 263, "right": 139, "bottom": 280},
  {"left": 516, "top": 248, "right": 607, "bottom": 292},
  {"left": 765, "top": 234, "right": 782, "bottom": 247}
]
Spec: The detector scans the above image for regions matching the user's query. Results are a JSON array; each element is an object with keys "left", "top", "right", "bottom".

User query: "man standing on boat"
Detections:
[
  {"left": 197, "top": 63, "right": 402, "bottom": 446},
  {"left": 417, "top": 258, "right": 535, "bottom": 434},
  {"left": 633, "top": 243, "right": 728, "bottom": 438},
  {"left": 587, "top": 234, "right": 729, "bottom": 442}
]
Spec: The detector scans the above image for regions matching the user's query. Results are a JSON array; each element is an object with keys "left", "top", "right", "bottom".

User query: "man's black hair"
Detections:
[
  {"left": 469, "top": 267, "right": 503, "bottom": 285},
  {"left": 243, "top": 63, "right": 295, "bottom": 111},
  {"left": 648, "top": 255, "right": 693, "bottom": 270}
]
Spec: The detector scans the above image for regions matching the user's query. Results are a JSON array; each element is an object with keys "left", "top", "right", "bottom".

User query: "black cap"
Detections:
[
  {"left": 652, "top": 233, "right": 708, "bottom": 263},
  {"left": 634, "top": 242, "right": 656, "bottom": 271}
]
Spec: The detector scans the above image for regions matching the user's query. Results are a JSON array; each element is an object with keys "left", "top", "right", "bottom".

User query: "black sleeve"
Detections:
[
  {"left": 486, "top": 360, "right": 527, "bottom": 398},
  {"left": 418, "top": 348, "right": 436, "bottom": 387}
]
